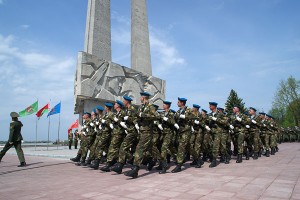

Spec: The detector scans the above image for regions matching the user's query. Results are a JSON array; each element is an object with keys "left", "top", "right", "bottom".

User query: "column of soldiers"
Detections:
[{"left": 70, "top": 92, "right": 286, "bottom": 179}]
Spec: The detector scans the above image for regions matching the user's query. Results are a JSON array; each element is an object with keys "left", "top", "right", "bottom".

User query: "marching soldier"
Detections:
[
  {"left": 0, "top": 112, "right": 26, "bottom": 167},
  {"left": 217, "top": 107, "right": 230, "bottom": 164},
  {"left": 248, "top": 107, "right": 262, "bottom": 160},
  {"left": 260, "top": 112, "right": 270, "bottom": 157},
  {"left": 74, "top": 129, "right": 79, "bottom": 149},
  {"left": 68, "top": 129, "right": 73, "bottom": 150}
]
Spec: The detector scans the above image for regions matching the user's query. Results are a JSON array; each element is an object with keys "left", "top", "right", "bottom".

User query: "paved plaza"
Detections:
[{"left": 0, "top": 143, "right": 299, "bottom": 200}]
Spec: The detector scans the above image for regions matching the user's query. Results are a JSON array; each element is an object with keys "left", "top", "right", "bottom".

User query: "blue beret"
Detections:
[
  {"left": 178, "top": 97, "right": 187, "bottom": 102},
  {"left": 193, "top": 104, "right": 200, "bottom": 109},
  {"left": 259, "top": 112, "right": 266, "bottom": 115},
  {"left": 116, "top": 100, "right": 124, "bottom": 107},
  {"left": 140, "top": 92, "right": 151, "bottom": 96},
  {"left": 95, "top": 105, "right": 104, "bottom": 111},
  {"left": 123, "top": 95, "right": 133, "bottom": 101},
  {"left": 105, "top": 102, "right": 113, "bottom": 108},
  {"left": 217, "top": 107, "right": 224, "bottom": 111},
  {"left": 201, "top": 109, "right": 207, "bottom": 113},
  {"left": 163, "top": 100, "right": 172, "bottom": 105},
  {"left": 153, "top": 104, "right": 159, "bottom": 109},
  {"left": 209, "top": 102, "right": 218, "bottom": 106},
  {"left": 249, "top": 107, "right": 257, "bottom": 112},
  {"left": 266, "top": 114, "right": 272, "bottom": 118},
  {"left": 92, "top": 108, "right": 97, "bottom": 113},
  {"left": 84, "top": 112, "right": 91, "bottom": 117},
  {"left": 170, "top": 109, "right": 176, "bottom": 113}
]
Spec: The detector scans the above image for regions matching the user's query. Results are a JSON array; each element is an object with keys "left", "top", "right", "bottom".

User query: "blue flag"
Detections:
[{"left": 47, "top": 102, "right": 61, "bottom": 117}]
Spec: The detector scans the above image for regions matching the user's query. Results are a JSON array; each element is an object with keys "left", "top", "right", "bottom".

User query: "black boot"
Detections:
[
  {"left": 171, "top": 164, "right": 182, "bottom": 173},
  {"left": 271, "top": 148, "right": 275, "bottom": 155},
  {"left": 209, "top": 159, "right": 217, "bottom": 168},
  {"left": 75, "top": 159, "right": 86, "bottom": 166},
  {"left": 224, "top": 156, "right": 230, "bottom": 164},
  {"left": 236, "top": 154, "right": 242, "bottom": 163},
  {"left": 100, "top": 162, "right": 112, "bottom": 172},
  {"left": 147, "top": 159, "right": 156, "bottom": 171},
  {"left": 82, "top": 158, "right": 91, "bottom": 166},
  {"left": 70, "top": 154, "right": 81, "bottom": 162},
  {"left": 202, "top": 153, "right": 207, "bottom": 162},
  {"left": 90, "top": 159, "right": 100, "bottom": 170},
  {"left": 245, "top": 151, "right": 250, "bottom": 160},
  {"left": 111, "top": 162, "right": 124, "bottom": 174},
  {"left": 190, "top": 159, "right": 197, "bottom": 166},
  {"left": 159, "top": 161, "right": 169, "bottom": 174},
  {"left": 195, "top": 158, "right": 204, "bottom": 168},
  {"left": 220, "top": 155, "right": 225, "bottom": 163},
  {"left": 124, "top": 165, "right": 139, "bottom": 178},
  {"left": 266, "top": 150, "right": 270, "bottom": 157},
  {"left": 167, "top": 154, "right": 171, "bottom": 163},
  {"left": 184, "top": 153, "right": 190, "bottom": 163},
  {"left": 258, "top": 148, "right": 262, "bottom": 157},
  {"left": 253, "top": 153, "right": 258, "bottom": 160},
  {"left": 155, "top": 162, "right": 163, "bottom": 170},
  {"left": 275, "top": 146, "right": 279, "bottom": 152},
  {"left": 18, "top": 162, "right": 27, "bottom": 167}
]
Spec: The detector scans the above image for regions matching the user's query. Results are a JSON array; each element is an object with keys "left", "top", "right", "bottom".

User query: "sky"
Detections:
[{"left": 0, "top": 0, "right": 299, "bottom": 141}]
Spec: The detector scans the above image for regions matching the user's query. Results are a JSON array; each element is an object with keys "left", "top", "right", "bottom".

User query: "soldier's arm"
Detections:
[{"left": 8, "top": 122, "right": 14, "bottom": 143}]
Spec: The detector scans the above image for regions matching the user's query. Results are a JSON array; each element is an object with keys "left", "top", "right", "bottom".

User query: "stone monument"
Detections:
[{"left": 74, "top": 0, "right": 165, "bottom": 124}]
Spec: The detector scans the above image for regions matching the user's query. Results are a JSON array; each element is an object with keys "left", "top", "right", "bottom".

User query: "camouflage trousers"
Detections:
[
  {"left": 176, "top": 131, "right": 191, "bottom": 164},
  {"left": 107, "top": 130, "right": 125, "bottom": 163},
  {"left": 68, "top": 139, "right": 73, "bottom": 149},
  {"left": 74, "top": 139, "right": 78, "bottom": 149},
  {"left": 202, "top": 132, "right": 212, "bottom": 156},
  {"left": 81, "top": 136, "right": 95, "bottom": 160},
  {"left": 269, "top": 133, "right": 277, "bottom": 148},
  {"left": 234, "top": 131, "right": 245, "bottom": 155},
  {"left": 188, "top": 131, "right": 203, "bottom": 160},
  {"left": 219, "top": 131, "right": 229, "bottom": 157},
  {"left": 252, "top": 131, "right": 260, "bottom": 153},
  {"left": 88, "top": 135, "right": 101, "bottom": 160},
  {"left": 211, "top": 131, "right": 221, "bottom": 159},
  {"left": 261, "top": 132, "right": 270, "bottom": 150},
  {"left": 118, "top": 129, "right": 138, "bottom": 164},
  {"left": 95, "top": 131, "right": 111, "bottom": 160},
  {"left": 133, "top": 131, "right": 153, "bottom": 166},
  {"left": 148, "top": 132, "right": 163, "bottom": 161},
  {"left": 243, "top": 133, "right": 253, "bottom": 154},
  {"left": 160, "top": 131, "right": 174, "bottom": 162}
]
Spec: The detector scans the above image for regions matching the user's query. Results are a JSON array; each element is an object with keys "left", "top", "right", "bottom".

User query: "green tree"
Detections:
[
  {"left": 225, "top": 89, "right": 246, "bottom": 116},
  {"left": 271, "top": 76, "right": 300, "bottom": 126}
]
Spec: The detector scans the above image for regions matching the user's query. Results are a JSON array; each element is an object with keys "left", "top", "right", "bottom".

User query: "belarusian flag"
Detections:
[
  {"left": 36, "top": 103, "right": 49, "bottom": 119},
  {"left": 19, "top": 101, "right": 38, "bottom": 117}
]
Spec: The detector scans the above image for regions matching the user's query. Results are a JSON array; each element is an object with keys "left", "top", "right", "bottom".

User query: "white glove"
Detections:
[
  {"left": 101, "top": 119, "right": 106, "bottom": 124},
  {"left": 153, "top": 121, "right": 158, "bottom": 125},
  {"left": 251, "top": 120, "right": 257, "bottom": 124},
  {"left": 82, "top": 131, "right": 86, "bottom": 136},
  {"left": 99, "top": 125, "right": 102, "bottom": 130},
  {"left": 94, "top": 128, "right": 97, "bottom": 132},
  {"left": 90, "top": 122, "right": 94, "bottom": 127},
  {"left": 120, "top": 122, "right": 128, "bottom": 129},
  {"left": 180, "top": 114, "right": 185, "bottom": 119},
  {"left": 246, "top": 125, "right": 250, "bottom": 129},
  {"left": 163, "top": 117, "right": 168, "bottom": 121},
  {"left": 109, "top": 123, "right": 114, "bottom": 129},
  {"left": 125, "top": 130, "right": 128, "bottom": 134},
  {"left": 236, "top": 117, "right": 242, "bottom": 122},
  {"left": 86, "top": 128, "right": 89, "bottom": 132},
  {"left": 230, "top": 125, "right": 234, "bottom": 130},
  {"left": 96, "top": 121, "right": 99, "bottom": 125},
  {"left": 158, "top": 124, "right": 163, "bottom": 130},
  {"left": 139, "top": 112, "right": 142, "bottom": 117},
  {"left": 212, "top": 117, "right": 217, "bottom": 121},
  {"left": 194, "top": 120, "right": 199, "bottom": 124},
  {"left": 205, "top": 125, "right": 211, "bottom": 131},
  {"left": 124, "top": 116, "right": 129, "bottom": 121},
  {"left": 135, "top": 124, "right": 140, "bottom": 130},
  {"left": 174, "top": 123, "right": 179, "bottom": 130},
  {"left": 263, "top": 124, "right": 266, "bottom": 127},
  {"left": 271, "top": 124, "right": 273, "bottom": 127},
  {"left": 83, "top": 125, "right": 87, "bottom": 128},
  {"left": 191, "top": 126, "right": 195, "bottom": 132},
  {"left": 114, "top": 117, "right": 118, "bottom": 122}
]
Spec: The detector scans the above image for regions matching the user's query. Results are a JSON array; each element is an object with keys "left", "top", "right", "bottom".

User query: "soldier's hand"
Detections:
[
  {"left": 236, "top": 117, "right": 242, "bottom": 122},
  {"left": 96, "top": 121, "right": 99, "bottom": 125},
  {"left": 191, "top": 126, "right": 195, "bottom": 132},
  {"left": 158, "top": 124, "right": 163, "bottom": 131},
  {"left": 135, "top": 124, "right": 140, "bottom": 130},
  {"left": 90, "top": 122, "right": 94, "bottom": 127},
  {"left": 194, "top": 120, "right": 199, "bottom": 124},
  {"left": 174, "top": 123, "right": 179, "bottom": 130},
  {"left": 163, "top": 117, "right": 168, "bottom": 121},
  {"left": 124, "top": 116, "right": 129, "bottom": 121},
  {"left": 120, "top": 122, "right": 128, "bottom": 129},
  {"left": 212, "top": 117, "right": 217, "bottom": 121},
  {"left": 99, "top": 125, "right": 102, "bottom": 130},
  {"left": 251, "top": 120, "right": 257, "bottom": 124},
  {"left": 139, "top": 112, "right": 143, "bottom": 117},
  {"left": 205, "top": 125, "right": 211, "bottom": 131},
  {"left": 82, "top": 132, "right": 86, "bottom": 136},
  {"left": 114, "top": 117, "right": 119, "bottom": 122},
  {"left": 246, "top": 125, "right": 250, "bottom": 129},
  {"left": 109, "top": 123, "right": 114, "bottom": 129},
  {"left": 101, "top": 119, "right": 106, "bottom": 124},
  {"left": 180, "top": 114, "right": 185, "bottom": 119},
  {"left": 230, "top": 125, "right": 234, "bottom": 130}
]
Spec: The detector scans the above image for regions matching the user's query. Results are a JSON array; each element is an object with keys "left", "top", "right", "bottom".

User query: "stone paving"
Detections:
[{"left": 0, "top": 143, "right": 299, "bottom": 200}]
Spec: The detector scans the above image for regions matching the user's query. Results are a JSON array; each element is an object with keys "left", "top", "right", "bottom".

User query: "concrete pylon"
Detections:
[
  {"left": 131, "top": 0, "right": 152, "bottom": 75},
  {"left": 84, "top": 0, "right": 111, "bottom": 61}
]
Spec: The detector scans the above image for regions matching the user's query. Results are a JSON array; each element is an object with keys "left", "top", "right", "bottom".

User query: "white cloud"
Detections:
[{"left": 20, "top": 24, "right": 30, "bottom": 29}]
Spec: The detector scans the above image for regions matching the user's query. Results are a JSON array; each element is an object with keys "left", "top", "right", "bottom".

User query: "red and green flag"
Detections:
[
  {"left": 19, "top": 101, "right": 38, "bottom": 117},
  {"left": 36, "top": 103, "right": 49, "bottom": 119}
]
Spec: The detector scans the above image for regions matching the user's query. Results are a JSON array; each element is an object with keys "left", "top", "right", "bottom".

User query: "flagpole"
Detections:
[
  {"left": 47, "top": 116, "right": 51, "bottom": 151},
  {"left": 35, "top": 117, "right": 38, "bottom": 151},
  {"left": 57, "top": 109, "right": 61, "bottom": 150}
]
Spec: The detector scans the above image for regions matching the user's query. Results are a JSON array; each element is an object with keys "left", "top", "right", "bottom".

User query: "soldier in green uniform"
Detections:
[
  {"left": 124, "top": 92, "right": 157, "bottom": 178},
  {"left": 171, "top": 97, "right": 194, "bottom": 173},
  {"left": 259, "top": 112, "right": 270, "bottom": 157},
  {"left": 68, "top": 129, "right": 73, "bottom": 150},
  {"left": 248, "top": 107, "right": 262, "bottom": 160},
  {"left": 111, "top": 96, "right": 138, "bottom": 174},
  {"left": 217, "top": 107, "right": 230, "bottom": 164},
  {"left": 201, "top": 109, "right": 212, "bottom": 162},
  {"left": 74, "top": 129, "right": 79, "bottom": 149},
  {"left": 90, "top": 103, "right": 114, "bottom": 170},
  {"left": 206, "top": 102, "right": 227, "bottom": 168},
  {"left": 100, "top": 100, "right": 126, "bottom": 172},
  {"left": 0, "top": 112, "right": 26, "bottom": 167}
]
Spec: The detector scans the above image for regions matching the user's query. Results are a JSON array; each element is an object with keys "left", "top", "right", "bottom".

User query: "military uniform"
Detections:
[
  {"left": 74, "top": 130, "right": 79, "bottom": 149},
  {"left": 68, "top": 131, "right": 73, "bottom": 150},
  {"left": 0, "top": 112, "right": 26, "bottom": 167},
  {"left": 248, "top": 108, "right": 262, "bottom": 160}
]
